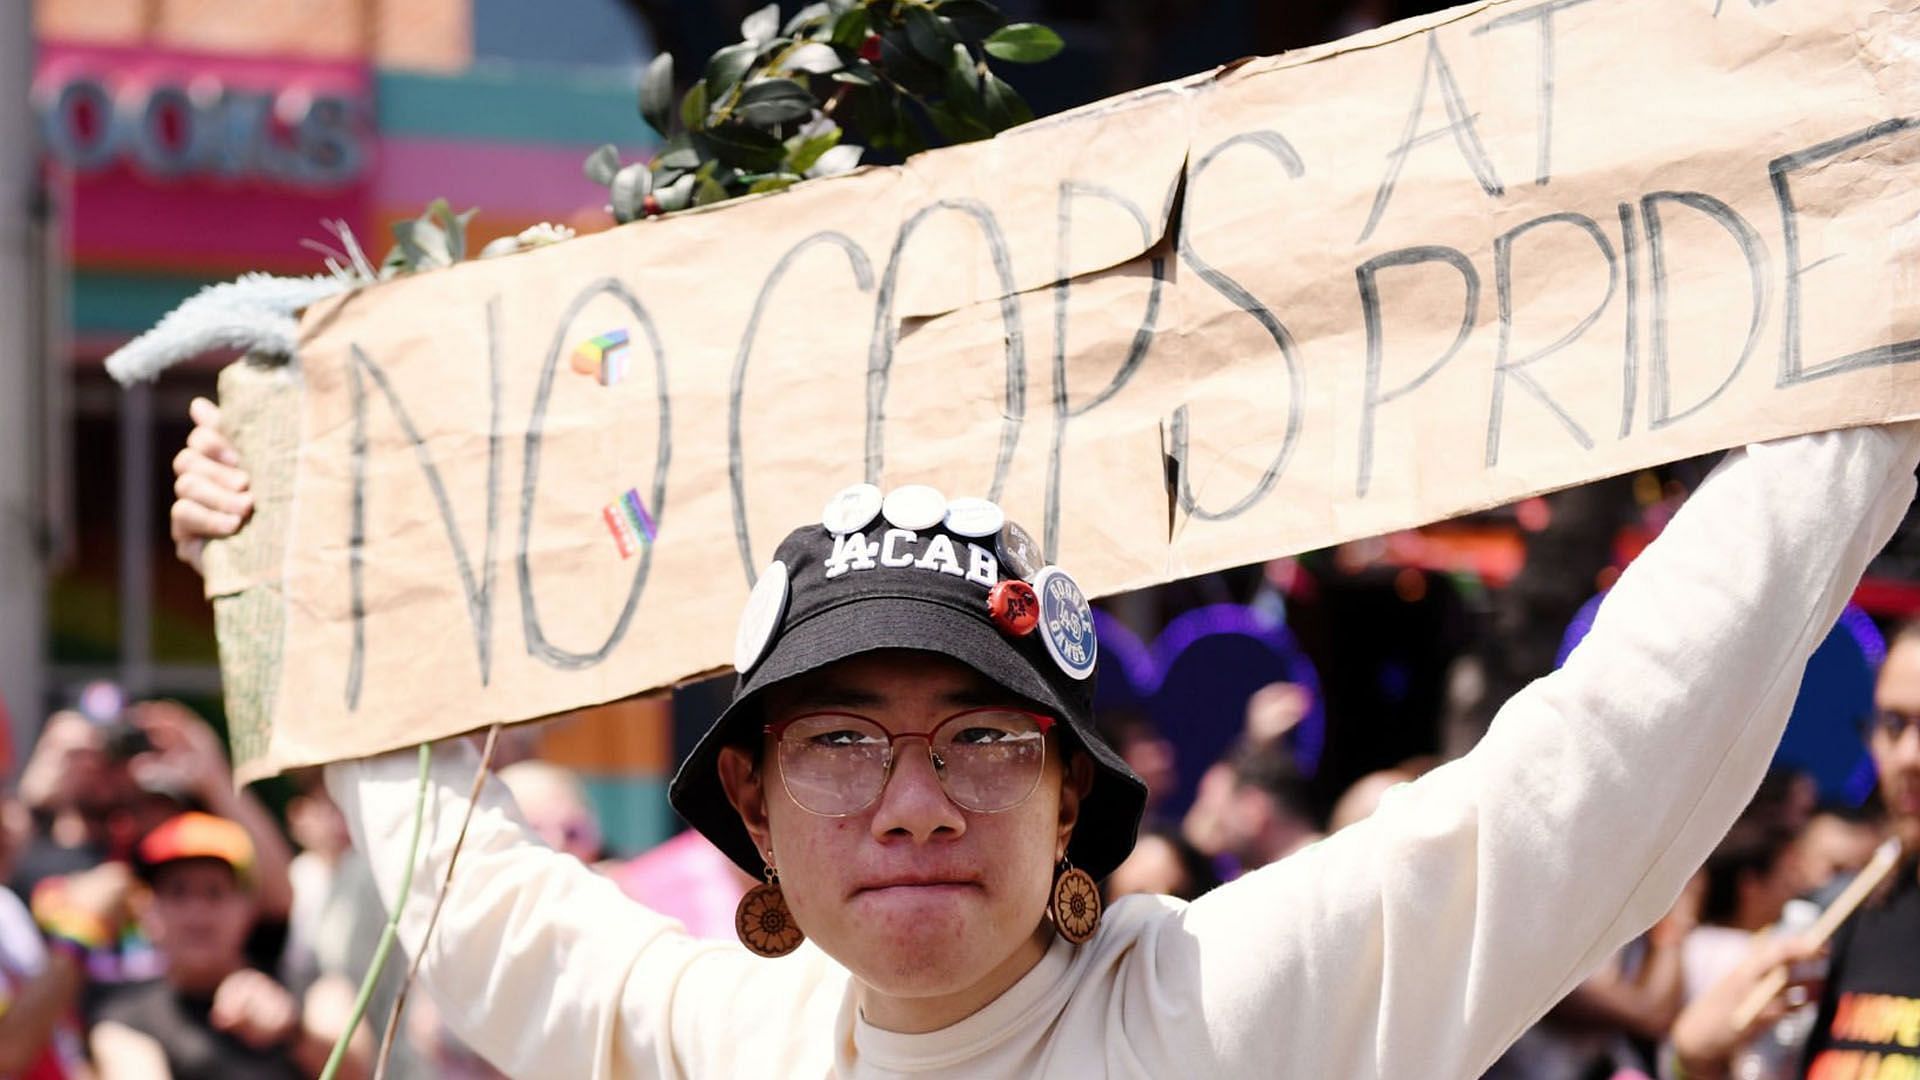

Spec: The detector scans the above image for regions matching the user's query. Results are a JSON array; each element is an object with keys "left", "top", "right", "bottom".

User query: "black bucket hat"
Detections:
[{"left": 668, "top": 484, "right": 1147, "bottom": 882}]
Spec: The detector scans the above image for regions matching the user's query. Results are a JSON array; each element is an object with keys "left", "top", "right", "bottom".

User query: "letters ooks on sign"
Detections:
[{"left": 35, "top": 70, "right": 369, "bottom": 188}]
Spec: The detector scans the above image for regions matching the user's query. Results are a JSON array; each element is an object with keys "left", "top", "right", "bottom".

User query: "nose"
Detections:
[{"left": 869, "top": 735, "right": 966, "bottom": 845}]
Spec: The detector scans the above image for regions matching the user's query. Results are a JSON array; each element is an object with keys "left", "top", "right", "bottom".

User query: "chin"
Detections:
[
  {"left": 837, "top": 902, "right": 999, "bottom": 994},
  {"left": 854, "top": 942, "right": 993, "bottom": 998}
]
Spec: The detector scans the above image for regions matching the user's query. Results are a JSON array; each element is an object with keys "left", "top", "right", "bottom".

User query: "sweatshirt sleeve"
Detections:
[
  {"left": 1136, "top": 423, "right": 1920, "bottom": 1078},
  {"left": 326, "top": 741, "right": 842, "bottom": 1079}
]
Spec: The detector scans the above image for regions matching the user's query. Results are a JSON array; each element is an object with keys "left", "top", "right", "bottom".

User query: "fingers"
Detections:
[
  {"left": 183, "top": 421, "right": 244, "bottom": 472},
  {"left": 170, "top": 493, "right": 245, "bottom": 547},
  {"left": 211, "top": 970, "right": 297, "bottom": 1048},
  {"left": 170, "top": 397, "right": 251, "bottom": 576},
  {"left": 172, "top": 470, "right": 253, "bottom": 518},
  {"left": 175, "top": 535, "right": 206, "bottom": 575},
  {"left": 187, "top": 395, "right": 225, "bottom": 437}
]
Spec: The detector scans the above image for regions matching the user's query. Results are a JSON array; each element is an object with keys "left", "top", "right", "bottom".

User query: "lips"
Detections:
[{"left": 850, "top": 872, "right": 982, "bottom": 897}]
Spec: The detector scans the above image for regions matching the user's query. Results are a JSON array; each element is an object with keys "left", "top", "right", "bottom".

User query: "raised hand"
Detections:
[{"left": 169, "top": 396, "right": 251, "bottom": 573}]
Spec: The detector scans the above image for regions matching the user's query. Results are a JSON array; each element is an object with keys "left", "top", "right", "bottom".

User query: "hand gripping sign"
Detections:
[{"left": 135, "top": 0, "right": 1920, "bottom": 781}]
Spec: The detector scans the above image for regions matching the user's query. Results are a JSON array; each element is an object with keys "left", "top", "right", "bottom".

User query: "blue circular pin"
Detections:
[{"left": 1031, "top": 565, "right": 1097, "bottom": 681}]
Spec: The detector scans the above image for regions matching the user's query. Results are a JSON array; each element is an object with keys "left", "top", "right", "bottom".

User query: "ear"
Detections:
[
  {"left": 1055, "top": 751, "right": 1096, "bottom": 861},
  {"left": 717, "top": 746, "right": 773, "bottom": 859}
]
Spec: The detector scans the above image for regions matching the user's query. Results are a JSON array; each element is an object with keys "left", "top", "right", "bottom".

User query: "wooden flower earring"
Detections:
[
  {"left": 736, "top": 852, "right": 805, "bottom": 958},
  {"left": 1050, "top": 858, "right": 1101, "bottom": 943}
]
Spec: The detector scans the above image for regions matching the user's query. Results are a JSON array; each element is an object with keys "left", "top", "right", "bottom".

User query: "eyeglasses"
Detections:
[
  {"left": 766, "top": 708, "right": 1055, "bottom": 817},
  {"left": 1866, "top": 709, "right": 1920, "bottom": 743}
]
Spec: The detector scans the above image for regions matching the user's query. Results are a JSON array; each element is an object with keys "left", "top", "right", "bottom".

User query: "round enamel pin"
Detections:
[
  {"left": 943, "top": 497, "right": 1005, "bottom": 539},
  {"left": 995, "top": 521, "right": 1042, "bottom": 581},
  {"left": 734, "top": 560, "right": 790, "bottom": 673},
  {"left": 820, "top": 483, "right": 883, "bottom": 536},
  {"left": 987, "top": 579, "right": 1039, "bottom": 637},
  {"left": 1032, "top": 566, "right": 1097, "bottom": 680},
  {"left": 882, "top": 484, "right": 947, "bottom": 531}
]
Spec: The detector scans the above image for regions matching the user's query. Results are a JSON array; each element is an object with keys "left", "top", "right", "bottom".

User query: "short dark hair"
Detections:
[
  {"left": 1702, "top": 816, "right": 1799, "bottom": 925},
  {"left": 1227, "top": 743, "right": 1320, "bottom": 830}
]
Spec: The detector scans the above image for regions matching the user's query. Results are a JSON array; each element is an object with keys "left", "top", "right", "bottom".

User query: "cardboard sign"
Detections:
[{"left": 208, "top": 0, "right": 1920, "bottom": 781}]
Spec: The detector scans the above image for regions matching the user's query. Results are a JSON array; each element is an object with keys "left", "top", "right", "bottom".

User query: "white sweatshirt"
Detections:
[{"left": 331, "top": 423, "right": 1920, "bottom": 1079}]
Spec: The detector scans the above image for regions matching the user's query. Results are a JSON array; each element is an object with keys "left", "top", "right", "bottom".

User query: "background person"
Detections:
[
  {"left": 0, "top": 860, "right": 129, "bottom": 1080},
  {"left": 88, "top": 812, "right": 369, "bottom": 1080},
  {"left": 1798, "top": 621, "right": 1920, "bottom": 1076}
]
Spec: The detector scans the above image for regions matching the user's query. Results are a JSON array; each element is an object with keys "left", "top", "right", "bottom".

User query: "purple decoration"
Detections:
[
  {"left": 1149, "top": 605, "right": 1325, "bottom": 777},
  {"left": 1090, "top": 602, "right": 1326, "bottom": 813},
  {"left": 1091, "top": 609, "right": 1156, "bottom": 708}
]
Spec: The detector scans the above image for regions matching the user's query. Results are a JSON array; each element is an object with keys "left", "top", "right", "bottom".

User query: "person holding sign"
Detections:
[{"left": 170, "top": 401, "right": 1920, "bottom": 1078}]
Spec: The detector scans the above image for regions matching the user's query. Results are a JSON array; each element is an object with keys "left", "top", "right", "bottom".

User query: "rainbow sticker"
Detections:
[
  {"left": 570, "top": 329, "right": 631, "bottom": 386},
  {"left": 602, "top": 488, "right": 657, "bottom": 559}
]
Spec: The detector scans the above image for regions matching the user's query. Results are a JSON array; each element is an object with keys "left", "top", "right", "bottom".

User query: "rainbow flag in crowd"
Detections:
[{"left": 603, "top": 488, "right": 655, "bottom": 558}]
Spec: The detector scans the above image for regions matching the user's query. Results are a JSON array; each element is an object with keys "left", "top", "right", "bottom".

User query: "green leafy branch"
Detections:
[{"left": 586, "top": 0, "right": 1064, "bottom": 223}]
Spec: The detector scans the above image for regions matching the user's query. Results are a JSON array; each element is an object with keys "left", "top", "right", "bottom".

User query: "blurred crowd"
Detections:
[{"left": 3, "top": 612, "right": 1916, "bottom": 1079}]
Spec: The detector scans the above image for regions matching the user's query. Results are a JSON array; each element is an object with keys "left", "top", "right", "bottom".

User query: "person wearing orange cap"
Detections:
[{"left": 87, "top": 812, "right": 369, "bottom": 1080}]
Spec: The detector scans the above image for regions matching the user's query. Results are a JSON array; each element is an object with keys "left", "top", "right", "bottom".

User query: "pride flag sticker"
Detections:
[
  {"left": 570, "top": 329, "right": 631, "bottom": 386},
  {"left": 603, "top": 488, "right": 657, "bottom": 559}
]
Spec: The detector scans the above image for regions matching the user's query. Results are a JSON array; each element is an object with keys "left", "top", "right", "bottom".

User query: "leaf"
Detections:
[
  {"left": 944, "top": 43, "right": 983, "bottom": 116},
  {"left": 883, "top": 95, "right": 927, "bottom": 155},
  {"left": 927, "top": 100, "right": 992, "bottom": 143},
  {"left": 694, "top": 173, "right": 732, "bottom": 207},
  {"left": 447, "top": 205, "right": 477, "bottom": 263},
  {"left": 679, "top": 81, "right": 709, "bottom": 132},
  {"left": 903, "top": 5, "right": 955, "bottom": 65},
  {"left": 705, "top": 42, "right": 758, "bottom": 103},
  {"left": 979, "top": 70, "right": 1033, "bottom": 130},
  {"left": 825, "top": 0, "right": 857, "bottom": 14},
  {"left": 392, "top": 219, "right": 450, "bottom": 270},
  {"left": 583, "top": 143, "right": 620, "bottom": 186},
  {"left": 657, "top": 134, "right": 701, "bottom": 171},
  {"left": 807, "top": 143, "right": 863, "bottom": 178},
  {"left": 783, "top": 3, "right": 831, "bottom": 36},
  {"left": 699, "top": 123, "right": 788, "bottom": 172},
  {"left": 936, "top": 0, "right": 1003, "bottom": 42},
  {"left": 639, "top": 52, "right": 675, "bottom": 135},
  {"left": 829, "top": 8, "right": 870, "bottom": 49},
  {"left": 740, "top": 3, "right": 780, "bottom": 46},
  {"left": 784, "top": 123, "right": 842, "bottom": 174},
  {"left": 878, "top": 30, "right": 944, "bottom": 95},
  {"left": 831, "top": 62, "right": 878, "bottom": 87},
  {"left": 983, "top": 22, "right": 1063, "bottom": 63},
  {"left": 734, "top": 78, "right": 815, "bottom": 128},
  {"left": 748, "top": 174, "right": 802, "bottom": 194},
  {"left": 653, "top": 173, "right": 697, "bottom": 213},
  {"left": 784, "top": 42, "right": 843, "bottom": 74},
  {"left": 610, "top": 163, "right": 653, "bottom": 222}
]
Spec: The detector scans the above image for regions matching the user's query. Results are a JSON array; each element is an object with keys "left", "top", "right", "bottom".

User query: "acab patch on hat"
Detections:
[
  {"left": 1032, "top": 565, "right": 1097, "bottom": 680},
  {"left": 734, "top": 561, "right": 790, "bottom": 673}
]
